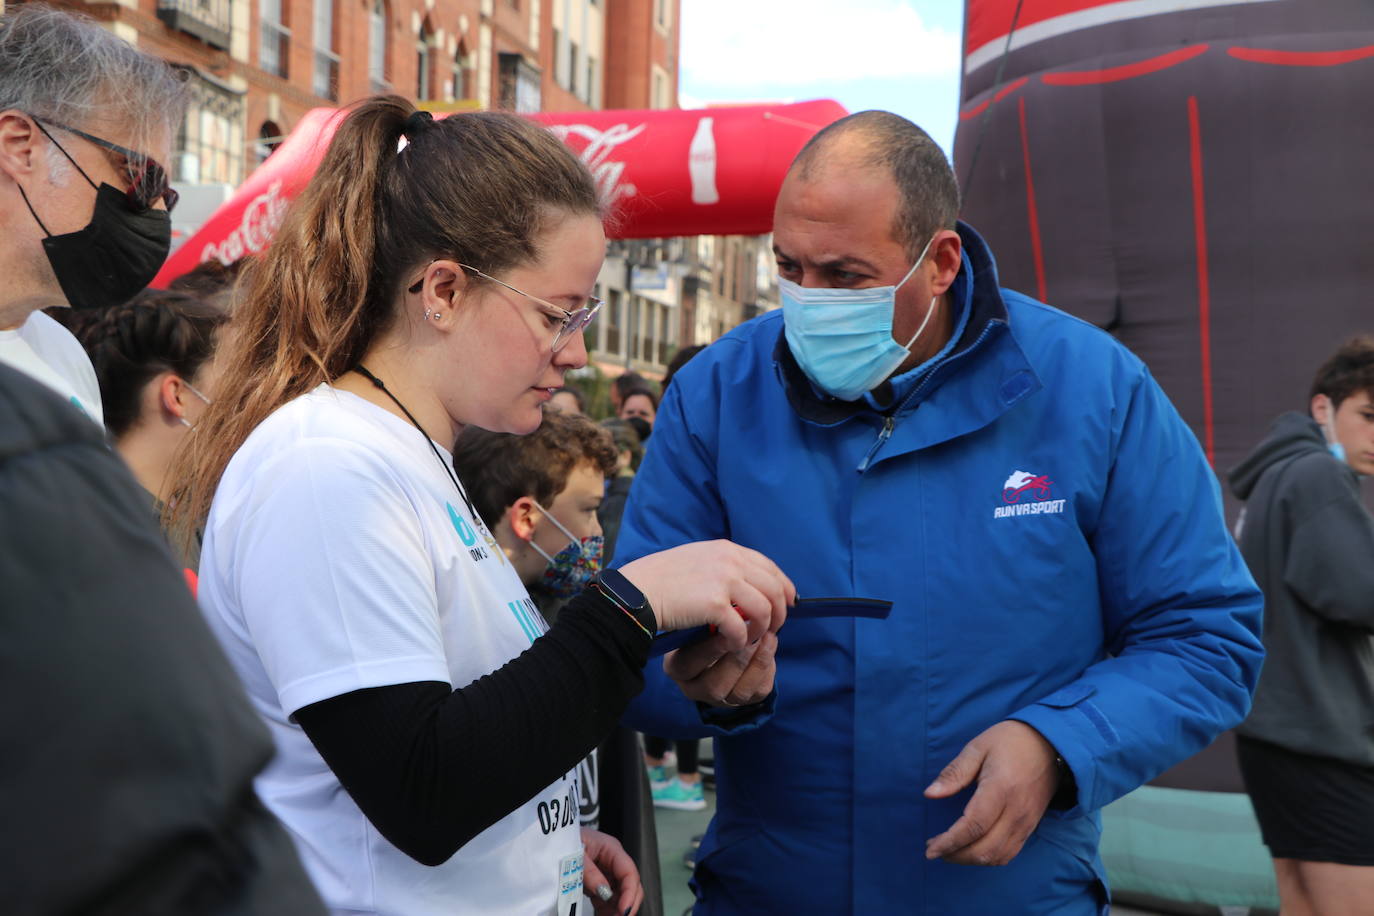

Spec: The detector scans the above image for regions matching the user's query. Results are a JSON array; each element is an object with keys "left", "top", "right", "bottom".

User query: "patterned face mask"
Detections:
[{"left": 528, "top": 499, "right": 604, "bottom": 598}]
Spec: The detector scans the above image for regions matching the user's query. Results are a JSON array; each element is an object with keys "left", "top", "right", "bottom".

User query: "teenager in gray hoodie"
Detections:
[{"left": 1228, "top": 336, "right": 1374, "bottom": 916}]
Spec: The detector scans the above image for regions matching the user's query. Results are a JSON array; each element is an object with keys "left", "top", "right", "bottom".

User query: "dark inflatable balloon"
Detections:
[
  {"left": 956, "top": 0, "right": 1374, "bottom": 509},
  {"left": 954, "top": 2, "right": 1374, "bottom": 913}
]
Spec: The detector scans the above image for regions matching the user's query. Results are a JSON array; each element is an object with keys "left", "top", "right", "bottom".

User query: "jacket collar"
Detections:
[{"left": 774, "top": 220, "right": 1020, "bottom": 428}]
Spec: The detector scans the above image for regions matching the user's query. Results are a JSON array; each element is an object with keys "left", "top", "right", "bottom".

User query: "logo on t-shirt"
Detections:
[
  {"left": 446, "top": 502, "right": 499, "bottom": 563},
  {"left": 507, "top": 597, "right": 545, "bottom": 644}
]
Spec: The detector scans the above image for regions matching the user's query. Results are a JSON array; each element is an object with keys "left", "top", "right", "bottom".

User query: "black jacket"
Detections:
[
  {"left": 0, "top": 363, "right": 324, "bottom": 915},
  {"left": 1228, "top": 411, "right": 1374, "bottom": 766},
  {"left": 600, "top": 473, "right": 635, "bottom": 565}
]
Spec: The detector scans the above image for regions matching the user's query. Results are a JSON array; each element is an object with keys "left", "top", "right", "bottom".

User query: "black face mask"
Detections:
[{"left": 18, "top": 165, "right": 171, "bottom": 312}]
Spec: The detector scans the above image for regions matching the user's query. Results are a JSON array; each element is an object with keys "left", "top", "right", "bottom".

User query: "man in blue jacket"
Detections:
[{"left": 615, "top": 111, "right": 1264, "bottom": 914}]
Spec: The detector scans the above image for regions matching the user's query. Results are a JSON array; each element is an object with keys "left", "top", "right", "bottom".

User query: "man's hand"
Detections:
[
  {"left": 664, "top": 630, "right": 777, "bottom": 707},
  {"left": 923, "top": 720, "right": 1062, "bottom": 866},
  {"left": 582, "top": 828, "right": 643, "bottom": 915}
]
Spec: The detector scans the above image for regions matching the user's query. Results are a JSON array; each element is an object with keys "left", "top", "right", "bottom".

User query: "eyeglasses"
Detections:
[
  {"left": 32, "top": 117, "right": 179, "bottom": 213},
  {"left": 408, "top": 262, "right": 603, "bottom": 352}
]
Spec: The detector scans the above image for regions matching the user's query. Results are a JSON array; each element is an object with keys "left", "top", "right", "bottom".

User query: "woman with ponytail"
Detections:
[{"left": 165, "top": 98, "right": 792, "bottom": 916}]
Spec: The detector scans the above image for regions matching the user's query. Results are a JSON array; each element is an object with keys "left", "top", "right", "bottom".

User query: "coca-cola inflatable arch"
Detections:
[
  {"left": 954, "top": 2, "right": 1374, "bottom": 913},
  {"left": 154, "top": 100, "right": 847, "bottom": 287}
]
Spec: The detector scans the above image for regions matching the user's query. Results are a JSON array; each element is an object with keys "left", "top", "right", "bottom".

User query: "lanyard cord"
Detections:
[{"left": 352, "top": 364, "right": 483, "bottom": 525}]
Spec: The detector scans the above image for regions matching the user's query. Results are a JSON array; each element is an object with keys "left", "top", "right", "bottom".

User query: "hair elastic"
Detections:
[{"left": 402, "top": 109, "right": 434, "bottom": 140}]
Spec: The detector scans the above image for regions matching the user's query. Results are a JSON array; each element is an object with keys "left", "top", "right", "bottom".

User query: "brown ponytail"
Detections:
[{"left": 166, "top": 95, "right": 601, "bottom": 534}]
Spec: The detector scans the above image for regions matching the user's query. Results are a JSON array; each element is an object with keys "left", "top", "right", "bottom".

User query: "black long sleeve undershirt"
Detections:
[{"left": 293, "top": 591, "right": 653, "bottom": 867}]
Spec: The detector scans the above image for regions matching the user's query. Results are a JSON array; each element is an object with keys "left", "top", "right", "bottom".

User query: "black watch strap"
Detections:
[{"left": 590, "top": 569, "right": 657, "bottom": 637}]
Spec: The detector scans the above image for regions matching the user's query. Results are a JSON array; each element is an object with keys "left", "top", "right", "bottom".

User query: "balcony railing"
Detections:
[{"left": 157, "top": 0, "right": 232, "bottom": 50}]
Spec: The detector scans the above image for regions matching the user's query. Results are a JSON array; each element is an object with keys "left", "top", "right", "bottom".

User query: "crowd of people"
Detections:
[{"left": 2, "top": 5, "right": 1371, "bottom": 916}]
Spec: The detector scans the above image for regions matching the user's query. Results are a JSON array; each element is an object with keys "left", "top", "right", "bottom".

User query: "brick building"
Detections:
[
  {"left": 6, "top": 0, "right": 771, "bottom": 373},
  {"left": 14, "top": 0, "right": 679, "bottom": 180}
]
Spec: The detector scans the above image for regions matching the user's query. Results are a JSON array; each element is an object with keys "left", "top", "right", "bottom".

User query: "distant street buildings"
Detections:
[{"left": 18, "top": 0, "right": 778, "bottom": 372}]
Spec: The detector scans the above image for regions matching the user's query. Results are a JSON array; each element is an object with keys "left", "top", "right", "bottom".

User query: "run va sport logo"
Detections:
[{"left": 993, "top": 470, "right": 1067, "bottom": 519}]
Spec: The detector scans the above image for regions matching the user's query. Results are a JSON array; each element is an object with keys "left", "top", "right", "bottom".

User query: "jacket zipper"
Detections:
[
  {"left": 854, "top": 321, "right": 1004, "bottom": 473},
  {"left": 857, "top": 416, "right": 895, "bottom": 472}
]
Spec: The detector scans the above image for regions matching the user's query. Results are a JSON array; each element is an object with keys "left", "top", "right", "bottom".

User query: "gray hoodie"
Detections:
[{"left": 1228, "top": 411, "right": 1374, "bottom": 766}]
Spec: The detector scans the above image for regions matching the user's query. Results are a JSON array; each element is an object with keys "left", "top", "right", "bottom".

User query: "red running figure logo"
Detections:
[{"left": 1002, "top": 470, "right": 1053, "bottom": 504}]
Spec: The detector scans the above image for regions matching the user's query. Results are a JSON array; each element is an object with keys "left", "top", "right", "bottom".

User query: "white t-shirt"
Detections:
[
  {"left": 0, "top": 310, "right": 103, "bottom": 424},
  {"left": 198, "top": 385, "right": 582, "bottom": 916}
]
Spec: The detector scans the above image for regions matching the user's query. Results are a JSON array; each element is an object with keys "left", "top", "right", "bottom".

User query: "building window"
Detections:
[
  {"left": 417, "top": 22, "right": 433, "bottom": 100},
  {"left": 635, "top": 298, "right": 650, "bottom": 361},
  {"left": 369, "top": 0, "right": 388, "bottom": 91},
  {"left": 312, "top": 0, "right": 339, "bottom": 101},
  {"left": 651, "top": 67, "right": 670, "bottom": 109},
  {"left": 174, "top": 68, "right": 245, "bottom": 186},
  {"left": 605, "top": 289, "right": 622, "bottom": 356},
  {"left": 260, "top": 0, "right": 290, "bottom": 78},
  {"left": 497, "top": 52, "right": 541, "bottom": 113},
  {"left": 254, "top": 120, "right": 282, "bottom": 166},
  {"left": 658, "top": 303, "right": 674, "bottom": 365},
  {"left": 552, "top": 27, "right": 563, "bottom": 87},
  {"left": 586, "top": 55, "right": 597, "bottom": 105},
  {"left": 654, "top": 0, "right": 671, "bottom": 30},
  {"left": 157, "top": 0, "right": 232, "bottom": 51},
  {"left": 453, "top": 39, "right": 469, "bottom": 100}
]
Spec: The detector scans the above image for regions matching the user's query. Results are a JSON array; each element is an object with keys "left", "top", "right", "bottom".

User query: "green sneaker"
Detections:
[
  {"left": 647, "top": 764, "right": 669, "bottom": 788},
  {"left": 653, "top": 778, "right": 706, "bottom": 811}
]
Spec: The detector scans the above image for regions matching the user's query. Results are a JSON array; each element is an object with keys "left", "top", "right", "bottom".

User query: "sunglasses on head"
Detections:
[{"left": 32, "top": 116, "right": 179, "bottom": 213}]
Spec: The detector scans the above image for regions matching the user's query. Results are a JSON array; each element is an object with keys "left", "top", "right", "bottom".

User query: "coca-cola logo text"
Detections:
[
  {"left": 547, "top": 122, "right": 645, "bottom": 207},
  {"left": 200, "top": 180, "right": 289, "bottom": 266}
]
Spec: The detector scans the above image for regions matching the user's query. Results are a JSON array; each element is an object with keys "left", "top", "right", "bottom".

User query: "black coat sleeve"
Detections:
[{"left": 293, "top": 592, "right": 653, "bottom": 866}]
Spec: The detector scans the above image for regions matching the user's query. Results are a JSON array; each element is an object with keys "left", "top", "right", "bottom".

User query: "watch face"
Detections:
[{"left": 600, "top": 569, "right": 646, "bottom": 609}]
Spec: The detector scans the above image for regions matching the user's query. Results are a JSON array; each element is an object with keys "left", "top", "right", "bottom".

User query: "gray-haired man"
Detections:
[
  {"left": 0, "top": 4, "right": 185, "bottom": 423},
  {"left": 0, "top": 7, "right": 325, "bottom": 912}
]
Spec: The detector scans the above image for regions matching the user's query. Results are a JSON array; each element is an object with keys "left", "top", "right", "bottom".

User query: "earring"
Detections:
[{"left": 423, "top": 307, "right": 433, "bottom": 321}]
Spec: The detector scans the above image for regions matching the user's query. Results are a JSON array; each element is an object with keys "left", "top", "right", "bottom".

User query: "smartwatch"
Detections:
[{"left": 590, "top": 568, "right": 657, "bottom": 636}]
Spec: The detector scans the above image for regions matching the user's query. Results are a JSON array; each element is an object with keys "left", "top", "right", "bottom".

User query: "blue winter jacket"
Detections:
[{"left": 615, "top": 223, "right": 1264, "bottom": 915}]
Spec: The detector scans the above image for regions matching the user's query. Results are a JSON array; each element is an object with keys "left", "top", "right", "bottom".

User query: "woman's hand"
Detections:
[
  {"left": 618, "top": 540, "right": 794, "bottom": 651},
  {"left": 582, "top": 828, "right": 643, "bottom": 916}
]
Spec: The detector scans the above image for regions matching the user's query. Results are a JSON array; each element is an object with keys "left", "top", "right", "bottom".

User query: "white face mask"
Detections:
[
  {"left": 781, "top": 234, "right": 939, "bottom": 401},
  {"left": 178, "top": 381, "right": 212, "bottom": 429}
]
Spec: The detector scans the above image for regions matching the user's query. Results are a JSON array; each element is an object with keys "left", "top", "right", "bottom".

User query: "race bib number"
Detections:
[
  {"left": 557, "top": 852, "right": 584, "bottom": 916},
  {"left": 538, "top": 776, "right": 580, "bottom": 836}
]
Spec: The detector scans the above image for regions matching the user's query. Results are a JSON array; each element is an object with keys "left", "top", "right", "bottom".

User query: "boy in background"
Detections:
[
  {"left": 1229, "top": 336, "right": 1374, "bottom": 916},
  {"left": 454, "top": 411, "right": 663, "bottom": 916}
]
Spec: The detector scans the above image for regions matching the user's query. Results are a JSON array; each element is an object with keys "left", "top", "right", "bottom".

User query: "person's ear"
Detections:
[
  {"left": 157, "top": 372, "right": 188, "bottom": 423},
  {"left": 416, "top": 260, "right": 470, "bottom": 326},
  {"left": 0, "top": 110, "right": 43, "bottom": 183},
  {"left": 928, "top": 230, "right": 963, "bottom": 298},
  {"left": 505, "top": 496, "right": 540, "bottom": 542},
  {"left": 1310, "top": 393, "right": 1333, "bottom": 426}
]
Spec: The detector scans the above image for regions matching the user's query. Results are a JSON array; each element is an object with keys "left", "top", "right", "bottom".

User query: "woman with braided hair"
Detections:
[
  {"left": 78, "top": 290, "right": 224, "bottom": 490},
  {"left": 68, "top": 288, "right": 225, "bottom": 574},
  {"left": 164, "top": 97, "right": 792, "bottom": 916}
]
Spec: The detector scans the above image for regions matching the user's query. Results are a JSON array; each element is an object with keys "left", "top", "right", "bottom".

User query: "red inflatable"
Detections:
[{"left": 154, "top": 99, "right": 848, "bottom": 287}]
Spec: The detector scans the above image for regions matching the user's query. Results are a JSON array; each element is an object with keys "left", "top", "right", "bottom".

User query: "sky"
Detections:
[{"left": 678, "top": 0, "right": 965, "bottom": 156}]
